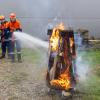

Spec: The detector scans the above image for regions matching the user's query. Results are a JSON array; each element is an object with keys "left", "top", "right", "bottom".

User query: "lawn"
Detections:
[{"left": 77, "top": 50, "right": 100, "bottom": 100}]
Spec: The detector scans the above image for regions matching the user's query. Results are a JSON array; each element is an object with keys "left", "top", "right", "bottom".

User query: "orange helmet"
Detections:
[
  {"left": 10, "top": 13, "right": 16, "bottom": 19},
  {"left": 0, "top": 15, "right": 5, "bottom": 20}
]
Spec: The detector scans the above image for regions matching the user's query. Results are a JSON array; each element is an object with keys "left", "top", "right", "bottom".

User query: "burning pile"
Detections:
[{"left": 47, "top": 23, "right": 76, "bottom": 90}]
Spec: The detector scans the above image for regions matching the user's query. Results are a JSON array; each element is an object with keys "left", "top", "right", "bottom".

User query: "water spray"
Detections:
[{"left": 14, "top": 32, "right": 48, "bottom": 50}]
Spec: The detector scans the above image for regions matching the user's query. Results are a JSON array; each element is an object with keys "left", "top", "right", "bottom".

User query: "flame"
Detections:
[
  {"left": 50, "top": 23, "right": 65, "bottom": 52},
  {"left": 70, "top": 37, "right": 74, "bottom": 47},
  {"left": 55, "top": 22, "right": 65, "bottom": 30},
  {"left": 50, "top": 29, "right": 59, "bottom": 52},
  {"left": 50, "top": 74, "right": 71, "bottom": 90}
]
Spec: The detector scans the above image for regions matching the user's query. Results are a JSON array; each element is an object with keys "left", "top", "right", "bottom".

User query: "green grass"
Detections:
[
  {"left": 78, "top": 50, "right": 100, "bottom": 66},
  {"left": 22, "top": 48, "right": 43, "bottom": 63},
  {"left": 77, "top": 50, "right": 100, "bottom": 100},
  {"left": 78, "top": 74, "right": 100, "bottom": 100}
]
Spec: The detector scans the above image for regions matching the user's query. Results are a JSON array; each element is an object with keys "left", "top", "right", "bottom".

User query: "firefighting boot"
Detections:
[{"left": 17, "top": 54, "right": 22, "bottom": 63}]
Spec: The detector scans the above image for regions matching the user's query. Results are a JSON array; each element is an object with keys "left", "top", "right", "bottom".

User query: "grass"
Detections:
[
  {"left": 77, "top": 50, "right": 100, "bottom": 100},
  {"left": 22, "top": 48, "right": 43, "bottom": 63},
  {"left": 85, "top": 51, "right": 100, "bottom": 66}
]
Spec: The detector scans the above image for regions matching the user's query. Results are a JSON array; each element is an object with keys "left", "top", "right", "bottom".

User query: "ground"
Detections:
[{"left": 0, "top": 49, "right": 100, "bottom": 100}]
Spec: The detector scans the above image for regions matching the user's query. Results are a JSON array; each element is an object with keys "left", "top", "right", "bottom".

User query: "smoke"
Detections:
[
  {"left": 76, "top": 53, "right": 90, "bottom": 82},
  {"left": 74, "top": 32, "right": 91, "bottom": 82}
]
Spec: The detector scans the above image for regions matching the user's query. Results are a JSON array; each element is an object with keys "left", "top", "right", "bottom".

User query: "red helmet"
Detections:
[
  {"left": 10, "top": 13, "right": 16, "bottom": 19},
  {"left": 0, "top": 15, "right": 5, "bottom": 20}
]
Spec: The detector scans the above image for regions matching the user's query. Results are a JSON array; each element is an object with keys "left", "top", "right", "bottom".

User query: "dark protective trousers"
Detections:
[{"left": 1, "top": 41, "right": 11, "bottom": 57}]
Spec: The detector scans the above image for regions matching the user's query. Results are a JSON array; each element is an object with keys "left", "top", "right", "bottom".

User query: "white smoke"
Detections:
[
  {"left": 74, "top": 32, "right": 91, "bottom": 82},
  {"left": 76, "top": 53, "right": 90, "bottom": 82}
]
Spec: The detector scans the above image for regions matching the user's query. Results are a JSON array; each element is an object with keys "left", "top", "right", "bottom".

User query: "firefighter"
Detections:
[
  {"left": 0, "top": 15, "right": 11, "bottom": 59},
  {"left": 7, "top": 13, "right": 22, "bottom": 62}
]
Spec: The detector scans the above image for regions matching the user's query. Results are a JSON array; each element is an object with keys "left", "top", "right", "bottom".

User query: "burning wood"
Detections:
[{"left": 46, "top": 23, "right": 76, "bottom": 91}]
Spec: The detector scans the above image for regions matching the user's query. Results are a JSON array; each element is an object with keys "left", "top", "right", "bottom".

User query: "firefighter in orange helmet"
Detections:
[
  {"left": 9, "top": 13, "right": 22, "bottom": 32},
  {"left": 7, "top": 13, "right": 22, "bottom": 62}
]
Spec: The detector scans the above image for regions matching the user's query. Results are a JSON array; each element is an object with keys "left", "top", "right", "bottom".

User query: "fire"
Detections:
[
  {"left": 70, "top": 37, "right": 74, "bottom": 47},
  {"left": 50, "top": 74, "right": 71, "bottom": 90},
  {"left": 50, "top": 29, "right": 59, "bottom": 52},
  {"left": 49, "top": 23, "right": 72, "bottom": 90},
  {"left": 50, "top": 23, "right": 65, "bottom": 52}
]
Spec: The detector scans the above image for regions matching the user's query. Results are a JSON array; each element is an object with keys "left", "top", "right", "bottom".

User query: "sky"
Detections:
[{"left": 0, "top": 0, "right": 100, "bottom": 39}]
